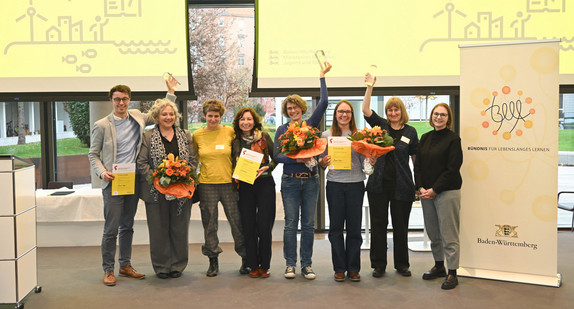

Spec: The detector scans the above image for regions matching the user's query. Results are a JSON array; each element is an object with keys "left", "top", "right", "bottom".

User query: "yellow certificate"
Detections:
[
  {"left": 111, "top": 163, "right": 136, "bottom": 196},
  {"left": 232, "top": 148, "right": 264, "bottom": 185},
  {"left": 328, "top": 136, "right": 351, "bottom": 170}
]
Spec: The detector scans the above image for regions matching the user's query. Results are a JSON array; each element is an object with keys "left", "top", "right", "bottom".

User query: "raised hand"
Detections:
[
  {"left": 320, "top": 61, "right": 332, "bottom": 77},
  {"left": 364, "top": 73, "right": 376, "bottom": 87}
]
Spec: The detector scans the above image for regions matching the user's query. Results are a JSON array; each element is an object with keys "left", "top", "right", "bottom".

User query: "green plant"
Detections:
[
  {"left": 65, "top": 102, "right": 90, "bottom": 146},
  {"left": 252, "top": 103, "right": 266, "bottom": 118}
]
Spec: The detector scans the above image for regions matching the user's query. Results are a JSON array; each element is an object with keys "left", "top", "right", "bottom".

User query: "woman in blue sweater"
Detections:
[{"left": 273, "top": 62, "right": 331, "bottom": 280}]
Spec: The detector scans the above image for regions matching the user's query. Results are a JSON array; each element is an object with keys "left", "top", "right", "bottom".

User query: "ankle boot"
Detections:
[
  {"left": 239, "top": 259, "right": 250, "bottom": 274},
  {"left": 207, "top": 257, "right": 219, "bottom": 277}
]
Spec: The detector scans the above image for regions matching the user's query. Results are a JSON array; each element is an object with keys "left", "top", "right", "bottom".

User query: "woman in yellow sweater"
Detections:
[{"left": 193, "top": 99, "right": 247, "bottom": 277}]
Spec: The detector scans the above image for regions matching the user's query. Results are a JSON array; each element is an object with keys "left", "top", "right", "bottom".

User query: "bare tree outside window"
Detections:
[
  {"left": 17, "top": 102, "right": 25, "bottom": 145},
  {"left": 188, "top": 8, "right": 252, "bottom": 123}
]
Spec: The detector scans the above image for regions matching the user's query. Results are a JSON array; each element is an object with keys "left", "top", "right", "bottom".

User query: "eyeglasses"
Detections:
[
  {"left": 337, "top": 110, "right": 352, "bottom": 115},
  {"left": 433, "top": 112, "right": 448, "bottom": 118},
  {"left": 112, "top": 97, "right": 130, "bottom": 103}
]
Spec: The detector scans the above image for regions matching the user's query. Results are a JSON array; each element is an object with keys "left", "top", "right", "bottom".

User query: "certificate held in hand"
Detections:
[
  {"left": 328, "top": 136, "right": 351, "bottom": 170},
  {"left": 111, "top": 163, "right": 136, "bottom": 195},
  {"left": 232, "top": 148, "right": 264, "bottom": 185}
]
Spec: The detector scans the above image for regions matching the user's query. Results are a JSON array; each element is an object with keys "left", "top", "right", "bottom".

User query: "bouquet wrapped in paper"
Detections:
[
  {"left": 278, "top": 121, "right": 327, "bottom": 170},
  {"left": 347, "top": 126, "right": 395, "bottom": 174},
  {"left": 147, "top": 153, "right": 197, "bottom": 200}
]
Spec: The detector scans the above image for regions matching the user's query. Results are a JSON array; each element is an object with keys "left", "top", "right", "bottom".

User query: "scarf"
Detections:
[{"left": 149, "top": 125, "right": 190, "bottom": 215}]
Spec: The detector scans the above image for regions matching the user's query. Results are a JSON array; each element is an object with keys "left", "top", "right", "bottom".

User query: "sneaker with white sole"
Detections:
[
  {"left": 301, "top": 266, "right": 316, "bottom": 280},
  {"left": 284, "top": 266, "right": 296, "bottom": 279}
]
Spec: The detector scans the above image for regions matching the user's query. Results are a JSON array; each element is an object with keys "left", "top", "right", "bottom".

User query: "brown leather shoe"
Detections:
[
  {"left": 348, "top": 272, "right": 361, "bottom": 282},
  {"left": 334, "top": 272, "right": 345, "bottom": 282},
  {"left": 260, "top": 269, "right": 270, "bottom": 278},
  {"left": 249, "top": 267, "right": 261, "bottom": 278},
  {"left": 119, "top": 264, "right": 145, "bottom": 279},
  {"left": 103, "top": 270, "right": 116, "bottom": 286}
]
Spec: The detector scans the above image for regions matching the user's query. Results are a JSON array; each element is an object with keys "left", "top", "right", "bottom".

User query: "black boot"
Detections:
[
  {"left": 239, "top": 259, "right": 250, "bottom": 275},
  {"left": 207, "top": 257, "right": 219, "bottom": 277}
]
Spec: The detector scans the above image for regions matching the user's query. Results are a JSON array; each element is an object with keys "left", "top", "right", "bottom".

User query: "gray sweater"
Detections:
[{"left": 321, "top": 130, "right": 366, "bottom": 183}]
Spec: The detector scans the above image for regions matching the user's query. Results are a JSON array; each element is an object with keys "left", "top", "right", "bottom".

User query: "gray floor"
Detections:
[{"left": 8, "top": 232, "right": 574, "bottom": 309}]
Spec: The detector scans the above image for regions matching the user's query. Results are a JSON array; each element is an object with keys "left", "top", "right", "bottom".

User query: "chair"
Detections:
[
  {"left": 558, "top": 191, "right": 574, "bottom": 232},
  {"left": 47, "top": 181, "right": 74, "bottom": 189}
]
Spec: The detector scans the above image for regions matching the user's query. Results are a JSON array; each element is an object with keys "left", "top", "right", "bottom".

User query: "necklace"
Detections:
[{"left": 160, "top": 127, "right": 174, "bottom": 141}]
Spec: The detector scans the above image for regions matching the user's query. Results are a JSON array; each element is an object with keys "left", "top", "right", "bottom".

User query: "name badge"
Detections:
[
  {"left": 216, "top": 145, "right": 225, "bottom": 150},
  {"left": 400, "top": 136, "right": 410, "bottom": 144}
]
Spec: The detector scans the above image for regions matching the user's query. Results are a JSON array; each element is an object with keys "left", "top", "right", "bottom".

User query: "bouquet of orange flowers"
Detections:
[
  {"left": 347, "top": 126, "right": 395, "bottom": 174},
  {"left": 279, "top": 121, "right": 327, "bottom": 158},
  {"left": 147, "top": 153, "right": 197, "bottom": 199},
  {"left": 278, "top": 121, "right": 327, "bottom": 170}
]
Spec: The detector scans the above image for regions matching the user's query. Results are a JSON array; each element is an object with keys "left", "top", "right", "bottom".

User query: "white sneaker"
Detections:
[
  {"left": 301, "top": 266, "right": 316, "bottom": 280},
  {"left": 284, "top": 266, "right": 296, "bottom": 279}
]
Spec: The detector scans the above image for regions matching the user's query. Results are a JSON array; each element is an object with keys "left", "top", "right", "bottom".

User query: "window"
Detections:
[
  {"left": 238, "top": 34, "right": 245, "bottom": 48},
  {"left": 218, "top": 17, "right": 224, "bottom": 26},
  {"left": 238, "top": 54, "right": 244, "bottom": 66},
  {"left": 0, "top": 101, "right": 43, "bottom": 186}
]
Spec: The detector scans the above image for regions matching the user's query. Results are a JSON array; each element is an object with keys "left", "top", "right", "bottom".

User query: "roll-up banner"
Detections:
[{"left": 459, "top": 40, "right": 560, "bottom": 287}]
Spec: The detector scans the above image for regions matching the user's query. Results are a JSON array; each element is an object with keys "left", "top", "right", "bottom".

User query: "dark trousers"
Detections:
[
  {"left": 367, "top": 188, "right": 413, "bottom": 270},
  {"left": 145, "top": 195, "right": 192, "bottom": 274},
  {"left": 101, "top": 178, "right": 140, "bottom": 272},
  {"left": 326, "top": 181, "right": 364, "bottom": 273},
  {"left": 238, "top": 176, "right": 276, "bottom": 269}
]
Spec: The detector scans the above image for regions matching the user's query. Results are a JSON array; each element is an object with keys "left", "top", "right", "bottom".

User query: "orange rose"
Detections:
[{"left": 166, "top": 168, "right": 174, "bottom": 176}]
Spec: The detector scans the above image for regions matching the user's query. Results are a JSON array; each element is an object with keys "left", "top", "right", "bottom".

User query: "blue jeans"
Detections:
[
  {"left": 281, "top": 174, "right": 319, "bottom": 268},
  {"left": 326, "top": 181, "right": 364, "bottom": 273}
]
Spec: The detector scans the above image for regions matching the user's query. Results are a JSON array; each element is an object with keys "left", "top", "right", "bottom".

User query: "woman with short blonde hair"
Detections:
[{"left": 361, "top": 74, "right": 419, "bottom": 279}]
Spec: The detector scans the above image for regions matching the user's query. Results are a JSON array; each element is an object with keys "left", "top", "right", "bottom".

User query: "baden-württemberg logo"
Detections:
[
  {"left": 495, "top": 224, "right": 518, "bottom": 238},
  {"left": 476, "top": 224, "right": 538, "bottom": 250}
]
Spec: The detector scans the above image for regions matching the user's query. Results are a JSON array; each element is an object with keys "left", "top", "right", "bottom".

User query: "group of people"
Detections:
[{"left": 88, "top": 63, "right": 463, "bottom": 290}]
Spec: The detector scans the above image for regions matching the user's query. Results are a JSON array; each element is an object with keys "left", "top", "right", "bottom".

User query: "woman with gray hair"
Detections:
[{"left": 137, "top": 98, "right": 198, "bottom": 279}]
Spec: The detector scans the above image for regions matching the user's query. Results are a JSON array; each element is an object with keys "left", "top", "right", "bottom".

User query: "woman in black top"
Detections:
[
  {"left": 137, "top": 98, "right": 198, "bottom": 279},
  {"left": 231, "top": 107, "right": 276, "bottom": 278},
  {"left": 414, "top": 103, "right": 463, "bottom": 290},
  {"left": 362, "top": 73, "right": 418, "bottom": 278}
]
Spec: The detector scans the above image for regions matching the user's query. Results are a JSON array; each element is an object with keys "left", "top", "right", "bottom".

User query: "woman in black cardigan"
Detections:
[
  {"left": 231, "top": 107, "right": 276, "bottom": 278},
  {"left": 362, "top": 73, "right": 418, "bottom": 278}
]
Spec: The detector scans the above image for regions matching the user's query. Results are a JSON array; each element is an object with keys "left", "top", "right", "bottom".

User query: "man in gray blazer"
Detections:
[{"left": 89, "top": 83, "right": 177, "bottom": 286}]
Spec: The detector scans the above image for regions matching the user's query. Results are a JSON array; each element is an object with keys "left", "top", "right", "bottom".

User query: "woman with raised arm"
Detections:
[
  {"left": 362, "top": 73, "right": 418, "bottom": 278},
  {"left": 273, "top": 62, "right": 331, "bottom": 280},
  {"left": 319, "top": 100, "right": 366, "bottom": 282},
  {"left": 231, "top": 107, "right": 276, "bottom": 278},
  {"left": 414, "top": 103, "right": 463, "bottom": 290}
]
